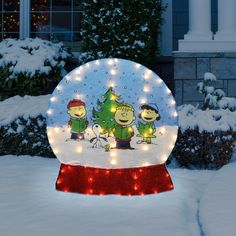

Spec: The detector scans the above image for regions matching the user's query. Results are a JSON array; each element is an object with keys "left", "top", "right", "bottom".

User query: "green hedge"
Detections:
[
  {"left": 0, "top": 116, "right": 54, "bottom": 158},
  {"left": 0, "top": 38, "right": 77, "bottom": 101},
  {"left": 171, "top": 129, "right": 235, "bottom": 169}
]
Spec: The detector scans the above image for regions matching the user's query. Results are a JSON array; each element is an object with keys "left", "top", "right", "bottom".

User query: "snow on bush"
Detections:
[
  {"left": 172, "top": 104, "right": 236, "bottom": 169},
  {"left": 0, "top": 95, "right": 53, "bottom": 157},
  {"left": 0, "top": 95, "right": 50, "bottom": 126},
  {"left": 0, "top": 38, "right": 69, "bottom": 78},
  {"left": 178, "top": 104, "right": 236, "bottom": 133},
  {"left": 197, "top": 72, "right": 236, "bottom": 111},
  {"left": 0, "top": 38, "right": 75, "bottom": 100}
]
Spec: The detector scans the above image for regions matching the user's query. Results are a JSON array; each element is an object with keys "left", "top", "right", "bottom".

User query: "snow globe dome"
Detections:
[{"left": 46, "top": 58, "right": 178, "bottom": 195}]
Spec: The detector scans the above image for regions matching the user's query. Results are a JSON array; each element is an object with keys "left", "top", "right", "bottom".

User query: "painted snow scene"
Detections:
[{"left": 46, "top": 59, "right": 178, "bottom": 168}]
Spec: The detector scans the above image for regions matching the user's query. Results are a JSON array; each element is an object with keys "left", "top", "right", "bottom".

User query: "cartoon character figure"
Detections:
[
  {"left": 89, "top": 124, "right": 108, "bottom": 148},
  {"left": 112, "top": 103, "right": 136, "bottom": 149},
  {"left": 137, "top": 104, "right": 160, "bottom": 144},
  {"left": 67, "top": 99, "right": 88, "bottom": 140}
]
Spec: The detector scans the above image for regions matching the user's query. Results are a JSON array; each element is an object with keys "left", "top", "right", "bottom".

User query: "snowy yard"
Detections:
[{"left": 0, "top": 155, "right": 236, "bottom": 236}]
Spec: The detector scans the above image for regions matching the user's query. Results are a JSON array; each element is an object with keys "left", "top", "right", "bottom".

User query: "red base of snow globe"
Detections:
[{"left": 56, "top": 163, "right": 174, "bottom": 196}]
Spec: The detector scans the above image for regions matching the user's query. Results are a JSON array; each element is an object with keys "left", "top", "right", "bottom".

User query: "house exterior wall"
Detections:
[{"left": 173, "top": 0, "right": 236, "bottom": 105}]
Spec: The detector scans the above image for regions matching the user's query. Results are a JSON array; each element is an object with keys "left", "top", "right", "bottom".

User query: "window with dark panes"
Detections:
[
  {"left": 30, "top": 0, "right": 82, "bottom": 42},
  {"left": 0, "top": 0, "right": 20, "bottom": 40}
]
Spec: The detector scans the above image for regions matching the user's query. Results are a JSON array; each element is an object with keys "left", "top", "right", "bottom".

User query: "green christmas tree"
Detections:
[{"left": 93, "top": 87, "right": 121, "bottom": 135}]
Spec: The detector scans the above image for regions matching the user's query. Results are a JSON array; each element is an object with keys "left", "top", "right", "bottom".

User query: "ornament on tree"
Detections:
[{"left": 46, "top": 58, "right": 178, "bottom": 196}]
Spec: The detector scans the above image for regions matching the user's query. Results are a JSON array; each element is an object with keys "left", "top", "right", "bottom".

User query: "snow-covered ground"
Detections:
[{"left": 1, "top": 155, "right": 236, "bottom": 236}]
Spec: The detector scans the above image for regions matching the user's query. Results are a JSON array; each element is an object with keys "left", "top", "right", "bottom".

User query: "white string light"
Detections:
[
  {"left": 56, "top": 85, "right": 63, "bottom": 91},
  {"left": 110, "top": 159, "right": 117, "bottom": 165},
  {"left": 53, "top": 148, "right": 59, "bottom": 154},
  {"left": 169, "top": 99, "right": 176, "bottom": 106},
  {"left": 54, "top": 127, "right": 60, "bottom": 133},
  {"left": 110, "top": 69, "right": 116, "bottom": 75},
  {"left": 142, "top": 145, "right": 149, "bottom": 151},
  {"left": 108, "top": 81, "right": 115, "bottom": 87},
  {"left": 107, "top": 59, "right": 114, "bottom": 65},
  {"left": 50, "top": 96, "right": 57, "bottom": 102},
  {"left": 143, "top": 69, "right": 152, "bottom": 80},
  {"left": 47, "top": 109, "right": 53, "bottom": 115},
  {"left": 110, "top": 151, "right": 116, "bottom": 157},
  {"left": 139, "top": 98, "right": 147, "bottom": 104},
  {"left": 172, "top": 111, "right": 178, "bottom": 117},
  {"left": 143, "top": 85, "right": 150, "bottom": 93},
  {"left": 76, "top": 146, "right": 83, "bottom": 153},
  {"left": 86, "top": 63, "right": 90, "bottom": 68}
]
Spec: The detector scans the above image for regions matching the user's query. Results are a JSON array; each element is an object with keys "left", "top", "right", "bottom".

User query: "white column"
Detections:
[
  {"left": 20, "top": 0, "right": 30, "bottom": 39},
  {"left": 214, "top": 0, "right": 236, "bottom": 41},
  {"left": 160, "top": 0, "right": 172, "bottom": 56},
  {"left": 184, "top": 0, "right": 212, "bottom": 41}
]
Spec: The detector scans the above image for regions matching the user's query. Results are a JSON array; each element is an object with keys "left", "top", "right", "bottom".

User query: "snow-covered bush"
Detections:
[
  {"left": 0, "top": 95, "right": 54, "bottom": 157},
  {"left": 171, "top": 104, "right": 236, "bottom": 169},
  {"left": 0, "top": 38, "right": 76, "bottom": 101},
  {"left": 80, "top": 0, "right": 165, "bottom": 65},
  {"left": 197, "top": 72, "right": 236, "bottom": 111}
]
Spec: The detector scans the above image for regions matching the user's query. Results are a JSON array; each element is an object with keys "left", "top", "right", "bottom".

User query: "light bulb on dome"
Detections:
[
  {"left": 140, "top": 97, "right": 147, "bottom": 104},
  {"left": 143, "top": 85, "right": 150, "bottom": 93},
  {"left": 156, "top": 79, "right": 162, "bottom": 84},
  {"left": 142, "top": 145, "right": 149, "bottom": 151},
  {"left": 110, "top": 69, "right": 116, "bottom": 75},
  {"left": 86, "top": 63, "right": 90, "bottom": 68},
  {"left": 110, "top": 159, "right": 117, "bottom": 165},
  {"left": 107, "top": 59, "right": 114, "bottom": 65},
  {"left": 108, "top": 81, "right": 115, "bottom": 87},
  {"left": 54, "top": 148, "right": 59, "bottom": 154},
  {"left": 110, "top": 151, "right": 116, "bottom": 157},
  {"left": 169, "top": 99, "right": 176, "bottom": 106},
  {"left": 56, "top": 85, "right": 63, "bottom": 91},
  {"left": 166, "top": 88, "right": 171, "bottom": 95},
  {"left": 47, "top": 130, "right": 53, "bottom": 137},
  {"left": 95, "top": 60, "right": 100, "bottom": 65},
  {"left": 161, "top": 154, "right": 168, "bottom": 162},
  {"left": 54, "top": 127, "right": 60, "bottom": 133},
  {"left": 76, "top": 146, "right": 83, "bottom": 153},
  {"left": 47, "top": 109, "right": 53, "bottom": 115},
  {"left": 172, "top": 111, "right": 178, "bottom": 117},
  {"left": 75, "top": 76, "right": 82, "bottom": 81},
  {"left": 143, "top": 69, "right": 152, "bottom": 80},
  {"left": 135, "top": 63, "right": 141, "bottom": 69},
  {"left": 49, "top": 139, "right": 54, "bottom": 144},
  {"left": 50, "top": 96, "right": 57, "bottom": 102}
]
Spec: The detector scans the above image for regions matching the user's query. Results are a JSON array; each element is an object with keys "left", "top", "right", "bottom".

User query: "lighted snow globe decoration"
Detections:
[{"left": 46, "top": 58, "right": 178, "bottom": 196}]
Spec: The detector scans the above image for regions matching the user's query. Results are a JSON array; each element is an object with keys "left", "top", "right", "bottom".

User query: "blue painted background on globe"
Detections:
[{"left": 47, "top": 58, "right": 178, "bottom": 128}]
